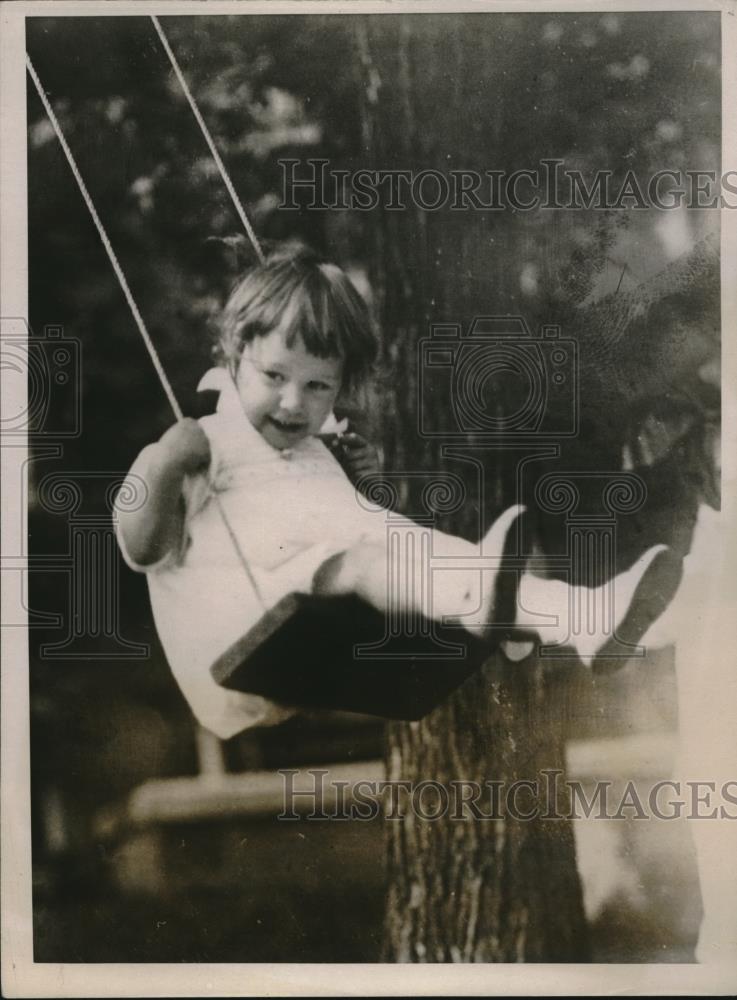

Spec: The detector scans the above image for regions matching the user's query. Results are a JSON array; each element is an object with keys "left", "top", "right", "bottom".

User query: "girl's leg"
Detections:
[
  {"left": 312, "top": 504, "right": 671, "bottom": 667},
  {"left": 514, "top": 544, "right": 668, "bottom": 665},
  {"left": 311, "top": 505, "right": 525, "bottom": 621},
  {"left": 311, "top": 544, "right": 384, "bottom": 603}
]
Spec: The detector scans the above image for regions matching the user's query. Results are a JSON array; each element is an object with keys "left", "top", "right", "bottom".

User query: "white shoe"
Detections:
[
  {"left": 571, "top": 544, "right": 668, "bottom": 666},
  {"left": 480, "top": 503, "right": 526, "bottom": 558},
  {"left": 457, "top": 504, "right": 526, "bottom": 637},
  {"left": 513, "top": 544, "right": 677, "bottom": 667}
]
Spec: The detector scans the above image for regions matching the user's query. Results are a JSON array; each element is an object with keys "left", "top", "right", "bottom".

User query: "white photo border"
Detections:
[{"left": 2, "top": 1, "right": 736, "bottom": 995}]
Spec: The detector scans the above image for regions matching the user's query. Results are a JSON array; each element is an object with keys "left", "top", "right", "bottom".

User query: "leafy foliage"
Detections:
[{"left": 27, "top": 12, "right": 720, "bottom": 512}]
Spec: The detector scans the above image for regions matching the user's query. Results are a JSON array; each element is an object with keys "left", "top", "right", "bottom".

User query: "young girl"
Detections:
[{"left": 116, "top": 246, "right": 666, "bottom": 739}]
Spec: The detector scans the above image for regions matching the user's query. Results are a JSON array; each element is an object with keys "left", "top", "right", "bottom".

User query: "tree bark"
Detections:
[
  {"left": 383, "top": 669, "right": 589, "bottom": 962},
  {"left": 352, "top": 16, "right": 590, "bottom": 962}
]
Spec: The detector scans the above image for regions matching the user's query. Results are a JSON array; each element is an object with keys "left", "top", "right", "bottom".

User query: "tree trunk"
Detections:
[
  {"left": 352, "top": 15, "right": 590, "bottom": 962},
  {"left": 383, "top": 671, "right": 588, "bottom": 962}
]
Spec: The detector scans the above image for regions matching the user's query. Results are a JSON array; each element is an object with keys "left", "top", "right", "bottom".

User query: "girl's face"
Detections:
[{"left": 236, "top": 325, "right": 343, "bottom": 450}]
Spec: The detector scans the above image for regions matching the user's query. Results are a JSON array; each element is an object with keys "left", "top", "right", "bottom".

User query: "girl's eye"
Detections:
[
  {"left": 308, "top": 381, "right": 332, "bottom": 392},
  {"left": 264, "top": 370, "right": 285, "bottom": 384}
]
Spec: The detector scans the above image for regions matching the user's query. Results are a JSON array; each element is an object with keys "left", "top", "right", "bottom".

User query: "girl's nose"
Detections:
[{"left": 280, "top": 382, "right": 304, "bottom": 412}]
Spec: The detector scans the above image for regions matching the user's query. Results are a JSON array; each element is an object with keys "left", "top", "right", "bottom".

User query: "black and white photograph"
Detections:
[{"left": 1, "top": 1, "right": 736, "bottom": 995}]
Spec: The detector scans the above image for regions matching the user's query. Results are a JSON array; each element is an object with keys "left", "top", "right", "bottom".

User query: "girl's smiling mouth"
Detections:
[{"left": 268, "top": 416, "right": 307, "bottom": 435}]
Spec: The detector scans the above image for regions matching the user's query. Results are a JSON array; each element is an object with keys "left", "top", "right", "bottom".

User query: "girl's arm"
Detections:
[{"left": 117, "top": 419, "right": 211, "bottom": 567}]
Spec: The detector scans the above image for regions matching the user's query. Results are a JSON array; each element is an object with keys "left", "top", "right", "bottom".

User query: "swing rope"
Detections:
[
  {"left": 150, "top": 15, "right": 266, "bottom": 266},
  {"left": 26, "top": 53, "right": 268, "bottom": 612},
  {"left": 26, "top": 55, "right": 183, "bottom": 421}
]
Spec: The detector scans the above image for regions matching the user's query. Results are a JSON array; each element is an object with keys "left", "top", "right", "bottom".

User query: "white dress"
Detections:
[{"left": 116, "top": 368, "right": 418, "bottom": 738}]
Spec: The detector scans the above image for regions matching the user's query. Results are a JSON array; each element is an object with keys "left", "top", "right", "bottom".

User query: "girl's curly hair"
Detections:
[{"left": 216, "top": 243, "right": 377, "bottom": 396}]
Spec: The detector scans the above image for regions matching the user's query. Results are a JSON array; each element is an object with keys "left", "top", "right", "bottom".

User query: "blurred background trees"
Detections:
[{"left": 26, "top": 10, "right": 720, "bottom": 962}]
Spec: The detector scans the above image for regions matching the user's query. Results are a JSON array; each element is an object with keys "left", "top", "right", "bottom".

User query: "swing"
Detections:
[
  {"left": 212, "top": 594, "right": 490, "bottom": 721},
  {"left": 210, "top": 505, "right": 524, "bottom": 720},
  {"left": 26, "top": 19, "right": 512, "bottom": 721}
]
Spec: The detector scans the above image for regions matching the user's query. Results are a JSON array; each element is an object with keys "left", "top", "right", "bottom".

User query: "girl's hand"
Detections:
[
  {"left": 157, "top": 418, "right": 211, "bottom": 476},
  {"left": 337, "top": 432, "right": 381, "bottom": 482}
]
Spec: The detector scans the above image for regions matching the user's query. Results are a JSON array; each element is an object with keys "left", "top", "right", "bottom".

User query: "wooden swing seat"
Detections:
[
  {"left": 210, "top": 592, "right": 493, "bottom": 720},
  {"left": 210, "top": 547, "right": 685, "bottom": 717}
]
